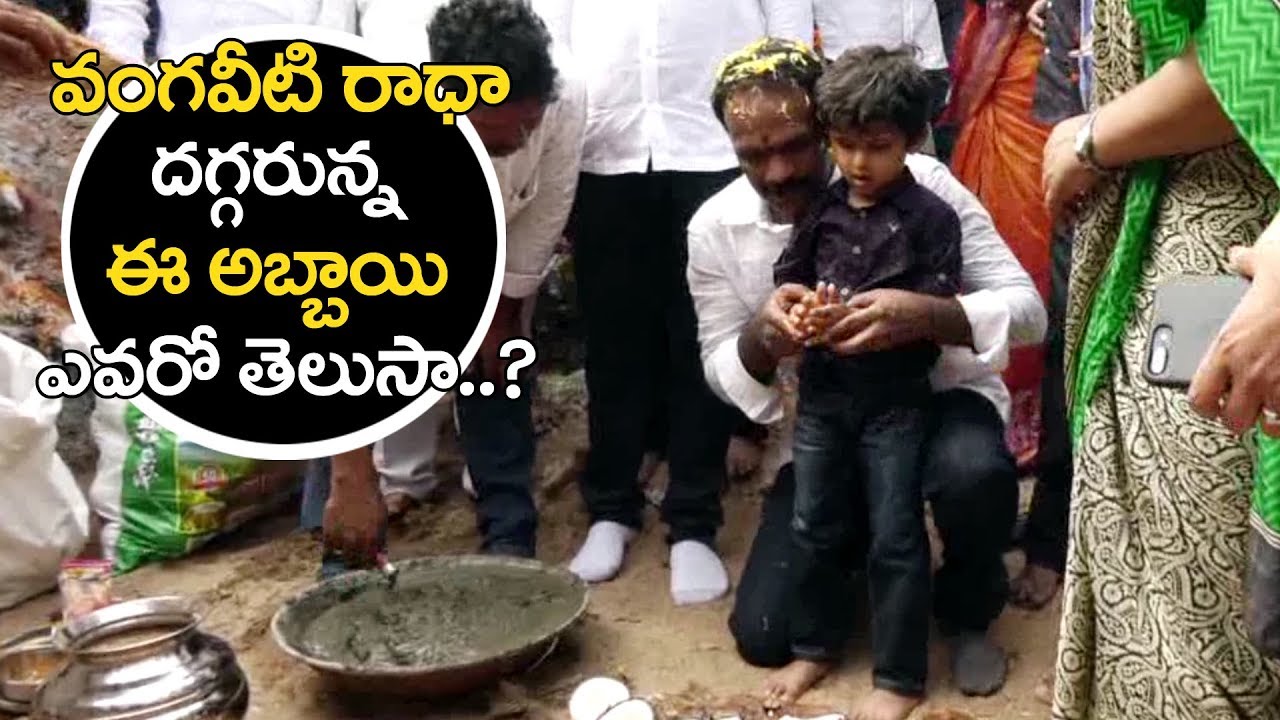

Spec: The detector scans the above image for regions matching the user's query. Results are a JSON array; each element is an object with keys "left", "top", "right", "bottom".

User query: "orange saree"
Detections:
[{"left": 942, "top": 0, "right": 1052, "bottom": 469}]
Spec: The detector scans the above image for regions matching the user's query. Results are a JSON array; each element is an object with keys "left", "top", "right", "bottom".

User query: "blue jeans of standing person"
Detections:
[
  {"left": 299, "top": 377, "right": 537, "bottom": 579},
  {"left": 788, "top": 373, "right": 933, "bottom": 697},
  {"left": 730, "top": 388, "right": 1019, "bottom": 667}
]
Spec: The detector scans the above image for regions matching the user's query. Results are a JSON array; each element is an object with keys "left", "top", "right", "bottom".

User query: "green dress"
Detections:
[{"left": 1056, "top": 0, "right": 1280, "bottom": 717}]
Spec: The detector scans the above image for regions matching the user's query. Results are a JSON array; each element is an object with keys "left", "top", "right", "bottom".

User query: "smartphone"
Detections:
[{"left": 1143, "top": 274, "right": 1250, "bottom": 388}]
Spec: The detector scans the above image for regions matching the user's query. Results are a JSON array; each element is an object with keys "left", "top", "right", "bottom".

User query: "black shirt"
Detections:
[{"left": 774, "top": 170, "right": 963, "bottom": 385}]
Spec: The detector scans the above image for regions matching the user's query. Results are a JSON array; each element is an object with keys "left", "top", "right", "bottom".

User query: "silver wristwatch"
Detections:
[{"left": 1073, "top": 111, "right": 1109, "bottom": 173}]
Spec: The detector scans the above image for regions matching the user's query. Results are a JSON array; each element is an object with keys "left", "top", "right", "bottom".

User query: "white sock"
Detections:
[
  {"left": 569, "top": 521, "right": 637, "bottom": 583},
  {"left": 669, "top": 540, "right": 729, "bottom": 606}
]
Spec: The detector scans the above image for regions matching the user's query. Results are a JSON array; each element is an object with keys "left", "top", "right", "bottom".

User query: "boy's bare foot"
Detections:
[
  {"left": 851, "top": 689, "right": 921, "bottom": 720},
  {"left": 1010, "top": 563, "right": 1062, "bottom": 610},
  {"left": 761, "top": 659, "right": 831, "bottom": 711},
  {"left": 726, "top": 436, "right": 764, "bottom": 480}
]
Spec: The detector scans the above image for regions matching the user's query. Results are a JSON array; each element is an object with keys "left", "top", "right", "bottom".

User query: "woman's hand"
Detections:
[
  {"left": 1042, "top": 114, "right": 1101, "bottom": 224},
  {"left": 1189, "top": 214, "right": 1280, "bottom": 437},
  {"left": 1027, "top": 0, "right": 1048, "bottom": 41}
]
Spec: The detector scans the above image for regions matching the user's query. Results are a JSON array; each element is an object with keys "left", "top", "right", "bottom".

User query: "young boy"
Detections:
[{"left": 772, "top": 45, "right": 962, "bottom": 720}]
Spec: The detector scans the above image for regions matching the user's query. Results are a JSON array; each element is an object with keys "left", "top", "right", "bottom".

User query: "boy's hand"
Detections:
[{"left": 798, "top": 282, "right": 851, "bottom": 345}]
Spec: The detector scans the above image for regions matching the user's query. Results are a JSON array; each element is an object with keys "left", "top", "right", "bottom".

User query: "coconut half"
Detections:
[
  {"left": 598, "top": 697, "right": 657, "bottom": 720},
  {"left": 569, "top": 677, "right": 632, "bottom": 720}
]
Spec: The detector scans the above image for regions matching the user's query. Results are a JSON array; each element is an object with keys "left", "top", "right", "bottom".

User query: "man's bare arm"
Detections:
[
  {"left": 739, "top": 315, "right": 781, "bottom": 384},
  {"left": 930, "top": 296, "right": 975, "bottom": 347},
  {"left": 330, "top": 446, "right": 377, "bottom": 493}
]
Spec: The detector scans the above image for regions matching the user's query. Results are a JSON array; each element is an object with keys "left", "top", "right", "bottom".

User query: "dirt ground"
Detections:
[{"left": 0, "top": 383, "right": 1062, "bottom": 720}]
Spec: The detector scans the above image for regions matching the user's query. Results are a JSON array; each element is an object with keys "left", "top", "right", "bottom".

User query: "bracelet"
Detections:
[{"left": 1073, "top": 111, "right": 1111, "bottom": 173}]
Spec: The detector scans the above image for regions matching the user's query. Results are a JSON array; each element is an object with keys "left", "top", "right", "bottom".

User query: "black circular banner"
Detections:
[{"left": 62, "top": 29, "right": 503, "bottom": 459}]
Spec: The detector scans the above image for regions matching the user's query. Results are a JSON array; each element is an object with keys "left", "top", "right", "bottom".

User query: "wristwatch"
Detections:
[{"left": 1073, "top": 111, "right": 1109, "bottom": 173}]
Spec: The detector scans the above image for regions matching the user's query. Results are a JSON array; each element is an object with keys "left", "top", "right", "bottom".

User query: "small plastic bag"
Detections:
[{"left": 57, "top": 558, "right": 114, "bottom": 622}]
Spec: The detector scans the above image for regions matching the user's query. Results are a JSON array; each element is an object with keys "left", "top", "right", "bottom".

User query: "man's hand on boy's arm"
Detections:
[{"left": 741, "top": 284, "right": 810, "bottom": 382}]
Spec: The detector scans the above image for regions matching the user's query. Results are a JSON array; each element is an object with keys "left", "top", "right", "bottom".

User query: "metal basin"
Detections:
[{"left": 271, "top": 554, "right": 588, "bottom": 698}]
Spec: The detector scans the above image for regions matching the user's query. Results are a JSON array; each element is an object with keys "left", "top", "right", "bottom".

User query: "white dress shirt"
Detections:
[
  {"left": 814, "top": 0, "right": 948, "bottom": 70},
  {"left": 531, "top": 0, "right": 814, "bottom": 175},
  {"left": 686, "top": 154, "right": 1046, "bottom": 436},
  {"left": 86, "top": 0, "right": 359, "bottom": 62},
  {"left": 358, "top": 0, "right": 587, "bottom": 300}
]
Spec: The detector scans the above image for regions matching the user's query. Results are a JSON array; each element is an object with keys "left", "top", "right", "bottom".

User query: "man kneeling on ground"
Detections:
[{"left": 686, "top": 38, "right": 1046, "bottom": 716}]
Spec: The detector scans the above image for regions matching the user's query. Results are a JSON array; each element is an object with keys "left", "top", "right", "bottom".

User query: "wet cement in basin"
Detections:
[{"left": 297, "top": 564, "right": 582, "bottom": 668}]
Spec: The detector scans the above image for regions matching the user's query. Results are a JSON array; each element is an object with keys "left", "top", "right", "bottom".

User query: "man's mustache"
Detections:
[{"left": 763, "top": 179, "right": 810, "bottom": 196}]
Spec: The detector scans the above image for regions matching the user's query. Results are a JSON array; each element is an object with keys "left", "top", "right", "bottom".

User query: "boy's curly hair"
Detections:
[{"left": 816, "top": 45, "right": 932, "bottom": 140}]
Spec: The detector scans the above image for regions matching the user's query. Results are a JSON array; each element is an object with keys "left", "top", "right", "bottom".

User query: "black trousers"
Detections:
[
  {"left": 729, "top": 388, "right": 1019, "bottom": 668},
  {"left": 790, "top": 380, "right": 933, "bottom": 696},
  {"left": 1022, "top": 224, "right": 1073, "bottom": 573},
  {"left": 571, "top": 169, "right": 740, "bottom": 544}
]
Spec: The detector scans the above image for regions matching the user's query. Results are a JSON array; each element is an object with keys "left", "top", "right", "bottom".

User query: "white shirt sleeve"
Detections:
[
  {"left": 316, "top": 0, "right": 360, "bottom": 34},
  {"left": 909, "top": 0, "right": 948, "bottom": 70},
  {"left": 502, "top": 73, "right": 586, "bottom": 298},
  {"left": 908, "top": 154, "right": 1048, "bottom": 376},
  {"left": 85, "top": 0, "right": 150, "bottom": 64},
  {"left": 761, "top": 0, "right": 815, "bottom": 45},
  {"left": 686, "top": 215, "right": 785, "bottom": 425},
  {"left": 530, "top": 0, "right": 572, "bottom": 48}
]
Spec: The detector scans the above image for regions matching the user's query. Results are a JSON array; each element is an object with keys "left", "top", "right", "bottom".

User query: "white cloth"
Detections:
[
  {"left": 686, "top": 153, "right": 1047, "bottom": 436},
  {"left": 86, "top": 0, "right": 359, "bottom": 62},
  {"left": 814, "top": 0, "right": 948, "bottom": 70},
  {"left": 358, "top": 0, "right": 581, "bottom": 485},
  {"left": 359, "top": 0, "right": 587, "bottom": 299},
  {"left": 0, "top": 334, "right": 88, "bottom": 610},
  {"left": 531, "top": 0, "right": 813, "bottom": 174}
]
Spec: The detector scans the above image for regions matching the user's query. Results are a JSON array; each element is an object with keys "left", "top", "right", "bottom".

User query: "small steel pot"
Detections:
[{"left": 0, "top": 628, "right": 60, "bottom": 715}]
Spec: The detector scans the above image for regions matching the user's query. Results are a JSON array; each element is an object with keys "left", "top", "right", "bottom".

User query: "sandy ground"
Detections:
[
  {"left": 0, "top": 386, "right": 1061, "bottom": 720},
  {"left": 0, "top": 38, "right": 1061, "bottom": 718}
]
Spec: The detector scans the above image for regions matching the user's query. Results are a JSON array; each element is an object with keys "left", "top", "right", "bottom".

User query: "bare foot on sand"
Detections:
[
  {"left": 1011, "top": 563, "right": 1062, "bottom": 610},
  {"left": 761, "top": 659, "right": 831, "bottom": 711},
  {"left": 726, "top": 436, "right": 764, "bottom": 480},
  {"left": 851, "top": 689, "right": 921, "bottom": 720}
]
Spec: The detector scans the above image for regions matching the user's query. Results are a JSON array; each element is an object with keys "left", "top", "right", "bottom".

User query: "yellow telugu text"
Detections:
[
  {"left": 105, "top": 239, "right": 448, "bottom": 329},
  {"left": 50, "top": 41, "right": 510, "bottom": 122}
]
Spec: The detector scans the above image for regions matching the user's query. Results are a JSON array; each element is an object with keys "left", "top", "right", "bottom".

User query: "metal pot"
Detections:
[
  {"left": 30, "top": 596, "right": 249, "bottom": 720},
  {"left": 0, "top": 627, "right": 61, "bottom": 715}
]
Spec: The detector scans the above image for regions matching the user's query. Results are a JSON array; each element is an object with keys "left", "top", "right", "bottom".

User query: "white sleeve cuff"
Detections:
[
  {"left": 705, "top": 338, "right": 784, "bottom": 426},
  {"left": 502, "top": 252, "right": 560, "bottom": 299},
  {"left": 502, "top": 271, "right": 543, "bottom": 299},
  {"left": 957, "top": 289, "right": 1012, "bottom": 368}
]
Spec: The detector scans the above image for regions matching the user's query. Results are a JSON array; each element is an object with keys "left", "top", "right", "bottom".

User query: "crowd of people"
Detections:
[{"left": 1, "top": 0, "right": 1279, "bottom": 717}]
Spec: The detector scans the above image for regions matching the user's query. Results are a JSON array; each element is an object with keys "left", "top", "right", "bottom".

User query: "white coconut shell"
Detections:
[
  {"left": 569, "top": 677, "right": 632, "bottom": 720},
  {"left": 598, "top": 698, "right": 656, "bottom": 720}
]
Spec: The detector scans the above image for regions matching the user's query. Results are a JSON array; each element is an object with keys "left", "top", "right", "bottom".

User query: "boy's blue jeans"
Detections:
[{"left": 788, "top": 376, "right": 932, "bottom": 697}]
